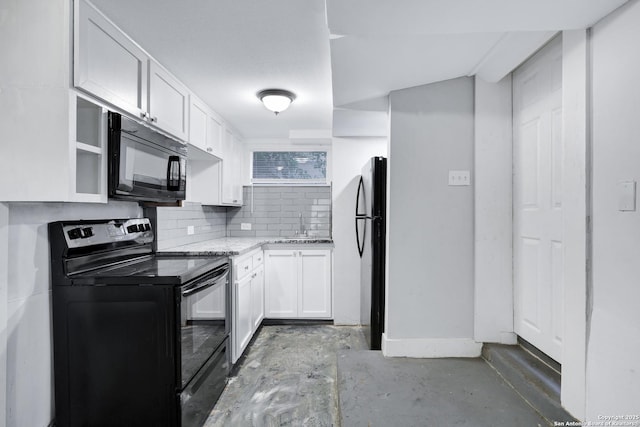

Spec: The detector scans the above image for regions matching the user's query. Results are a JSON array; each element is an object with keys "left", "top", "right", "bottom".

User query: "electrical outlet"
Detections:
[
  {"left": 241, "top": 223, "right": 252, "bottom": 231},
  {"left": 187, "top": 225, "right": 195, "bottom": 235},
  {"left": 449, "top": 170, "right": 471, "bottom": 186}
]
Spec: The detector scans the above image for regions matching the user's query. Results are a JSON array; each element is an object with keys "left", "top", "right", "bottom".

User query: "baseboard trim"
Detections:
[{"left": 382, "top": 334, "right": 482, "bottom": 358}]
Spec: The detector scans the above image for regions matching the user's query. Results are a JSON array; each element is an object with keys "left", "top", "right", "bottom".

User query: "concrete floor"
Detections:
[
  {"left": 338, "top": 350, "right": 549, "bottom": 427},
  {"left": 204, "top": 325, "right": 367, "bottom": 427},
  {"left": 205, "top": 325, "right": 552, "bottom": 427}
]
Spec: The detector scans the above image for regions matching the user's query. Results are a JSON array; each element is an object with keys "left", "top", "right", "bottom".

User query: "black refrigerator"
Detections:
[{"left": 355, "top": 156, "right": 387, "bottom": 350}]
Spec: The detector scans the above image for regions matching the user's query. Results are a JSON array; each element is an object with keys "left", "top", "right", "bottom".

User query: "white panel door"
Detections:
[{"left": 513, "top": 36, "right": 563, "bottom": 362}]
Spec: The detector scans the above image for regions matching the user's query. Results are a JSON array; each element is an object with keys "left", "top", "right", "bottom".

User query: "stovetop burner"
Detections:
[
  {"left": 70, "top": 254, "right": 228, "bottom": 286},
  {"left": 49, "top": 217, "right": 227, "bottom": 286}
]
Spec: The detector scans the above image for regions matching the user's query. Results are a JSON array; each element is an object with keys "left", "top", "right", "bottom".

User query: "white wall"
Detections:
[
  {"left": 473, "top": 76, "right": 516, "bottom": 345},
  {"left": 385, "top": 77, "right": 481, "bottom": 357},
  {"left": 588, "top": 0, "right": 640, "bottom": 419},
  {"left": 0, "top": 203, "right": 8, "bottom": 426},
  {"left": 3, "top": 201, "right": 140, "bottom": 427},
  {"left": 331, "top": 137, "right": 388, "bottom": 325},
  {"left": 561, "top": 29, "right": 589, "bottom": 420}
]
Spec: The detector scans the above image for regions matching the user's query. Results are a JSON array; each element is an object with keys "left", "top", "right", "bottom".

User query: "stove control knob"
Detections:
[
  {"left": 127, "top": 225, "right": 138, "bottom": 233},
  {"left": 144, "top": 223, "right": 151, "bottom": 231},
  {"left": 68, "top": 228, "right": 82, "bottom": 240},
  {"left": 81, "top": 227, "right": 94, "bottom": 238}
]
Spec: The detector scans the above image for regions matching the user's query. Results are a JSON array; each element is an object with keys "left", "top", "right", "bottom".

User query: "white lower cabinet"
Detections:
[
  {"left": 232, "top": 248, "right": 264, "bottom": 363},
  {"left": 264, "top": 250, "right": 298, "bottom": 317},
  {"left": 265, "top": 249, "right": 332, "bottom": 319},
  {"left": 251, "top": 264, "right": 265, "bottom": 331},
  {"left": 235, "top": 273, "right": 253, "bottom": 361}
]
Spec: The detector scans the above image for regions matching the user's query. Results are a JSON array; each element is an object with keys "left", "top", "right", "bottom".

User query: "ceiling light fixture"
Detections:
[{"left": 257, "top": 89, "right": 296, "bottom": 115}]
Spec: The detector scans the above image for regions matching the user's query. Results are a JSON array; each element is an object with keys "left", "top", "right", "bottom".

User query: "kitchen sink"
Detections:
[{"left": 276, "top": 237, "right": 333, "bottom": 243}]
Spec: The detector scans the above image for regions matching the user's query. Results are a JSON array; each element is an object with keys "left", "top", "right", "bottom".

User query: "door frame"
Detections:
[{"left": 474, "top": 30, "right": 590, "bottom": 419}]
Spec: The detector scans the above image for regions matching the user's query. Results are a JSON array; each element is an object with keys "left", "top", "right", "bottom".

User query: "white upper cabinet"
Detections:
[
  {"left": 74, "top": 0, "right": 148, "bottom": 120},
  {"left": 75, "top": 0, "right": 189, "bottom": 141},
  {"left": 187, "top": 95, "right": 226, "bottom": 206},
  {"left": 207, "top": 114, "right": 224, "bottom": 159},
  {"left": 220, "top": 128, "right": 244, "bottom": 206},
  {"left": 189, "top": 95, "right": 224, "bottom": 159},
  {"left": 0, "top": 0, "right": 107, "bottom": 202},
  {"left": 189, "top": 97, "right": 209, "bottom": 153},
  {"left": 221, "top": 129, "right": 235, "bottom": 204},
  {"left": 231, "top": 133, "right": 245, "bottom": 203},
  {"left": 148, "top": 61, "right": 189, "bottom": 141}
]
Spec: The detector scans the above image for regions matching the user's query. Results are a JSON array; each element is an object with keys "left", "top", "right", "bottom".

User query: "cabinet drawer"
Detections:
[
  {"left": 235, "top": 257, "right": 253, "bottom": 281},
  {"left": 252, "top": 251, "right": 264, "bottom": 267}
]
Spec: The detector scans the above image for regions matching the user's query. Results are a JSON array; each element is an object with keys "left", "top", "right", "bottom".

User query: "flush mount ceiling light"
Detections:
[{"left": 257, "top": 89, "right": 296, "bottom": 115}]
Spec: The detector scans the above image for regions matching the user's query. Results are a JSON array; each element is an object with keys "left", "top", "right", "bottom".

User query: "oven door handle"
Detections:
[{"left": 181, "top": 265, "right": 229, "bottom": 297}]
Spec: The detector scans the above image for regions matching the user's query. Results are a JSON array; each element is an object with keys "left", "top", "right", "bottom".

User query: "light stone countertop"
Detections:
[{"left": 160, "top": 236, "right": 334, "bottom": 257}]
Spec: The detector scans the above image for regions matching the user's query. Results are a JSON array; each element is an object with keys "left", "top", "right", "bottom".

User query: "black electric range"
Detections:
[{"left": 49, "top": 218, "right": 230, "bottom": 427}]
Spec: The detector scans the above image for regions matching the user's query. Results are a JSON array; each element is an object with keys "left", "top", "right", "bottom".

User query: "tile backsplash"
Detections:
[
  {"left": 227, "top": 185, "right": 332, "bottom": 238},
  {"left": 153, "top": 202, "right": 227, "bottom": 250},
  {"left": 151, "top": 186, "right": 332, "bottom": 248}
]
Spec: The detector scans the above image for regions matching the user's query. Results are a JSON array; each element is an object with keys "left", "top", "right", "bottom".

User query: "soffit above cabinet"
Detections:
[{"left": 327, "top": 0, "right": 628, "bottom": 109}]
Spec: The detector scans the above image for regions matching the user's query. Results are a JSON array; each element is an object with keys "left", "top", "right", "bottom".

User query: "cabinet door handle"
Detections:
[
  {"left": 139, "top": 111, "right": 148, "bottom": 120},
  {"left": 150, "top": 116, "right": 158, "bottom": 123},
  {"left": 207, "top": 147, "right": 212, "bottom": 152}
]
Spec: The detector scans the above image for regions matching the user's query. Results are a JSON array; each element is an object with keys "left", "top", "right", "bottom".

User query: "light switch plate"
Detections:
[
  {"left": 241, "top": 223, "right": 252, "bottom": 230},
  {"left": 187, "top": 225, "right": 195, "bottom": 235},
  {"left": 618, "top": 181, "right": 636, "bottom": 211},
  {"left": 449, "top": 170, "right": 471, "bottom": 186}
]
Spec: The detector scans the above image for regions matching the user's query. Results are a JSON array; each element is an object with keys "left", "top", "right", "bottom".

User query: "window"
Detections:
[{"left": 252, "top": 151, "right": 327, "bottom": 183}]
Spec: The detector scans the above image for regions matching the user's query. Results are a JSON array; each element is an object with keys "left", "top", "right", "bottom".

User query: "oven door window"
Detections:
[
  {"left": 180, "top": 273, "right": 228, "bottom": 388},
  {"left": 117, "top": 134, "right": 186, "bottom": 197}
]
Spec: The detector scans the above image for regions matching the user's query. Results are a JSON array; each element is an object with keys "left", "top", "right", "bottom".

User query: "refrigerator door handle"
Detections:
[
  {"left": 355, "top": 217, "right": 366, "bottom": 257},
  {"left": 355, "top": 176, "right": 365, "bottom": 216},
  {"left": 355, "top": 176, "right": 367, "bottom": 258}
]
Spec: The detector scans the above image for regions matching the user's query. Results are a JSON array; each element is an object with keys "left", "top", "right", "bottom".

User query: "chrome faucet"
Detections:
[{"left": 296, "top": 212, "right": 307, "bottom": 236}]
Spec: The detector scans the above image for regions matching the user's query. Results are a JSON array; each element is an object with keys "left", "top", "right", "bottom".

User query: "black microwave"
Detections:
[{"left": 108, "top": 112, "right": 187, "bottom": 203}]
